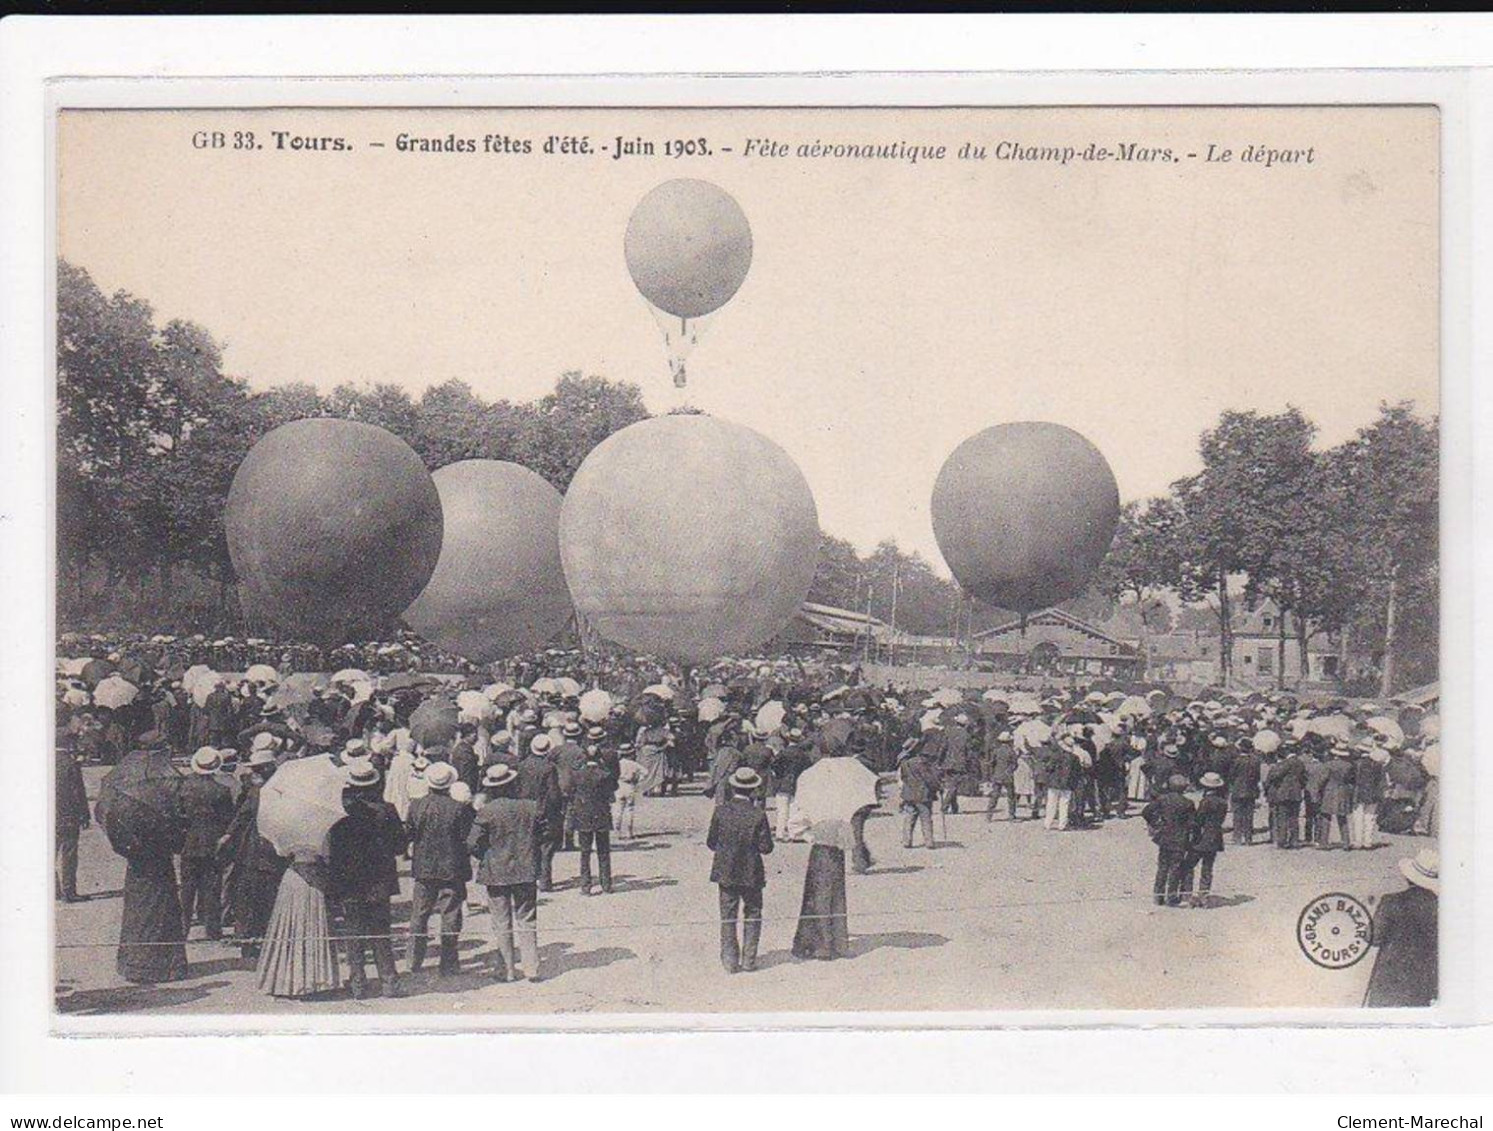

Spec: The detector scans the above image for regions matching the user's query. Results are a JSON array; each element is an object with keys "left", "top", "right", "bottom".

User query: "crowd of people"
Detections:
[{"left": 55, "top": 637, "right": 1442, "bottom": 1007}]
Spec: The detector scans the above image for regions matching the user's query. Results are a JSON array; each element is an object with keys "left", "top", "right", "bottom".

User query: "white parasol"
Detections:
[
  {"left": 92, "top": 675, "right": 139, "bottom": 710},
  {"left": 1252, "top": 729, "right": 1282, "bottom": 755},
  {"left": 579, "top": 689, "right": 614, "bottom": 723},
  {"left": 792, "top": 756, "right": 880, "bottom": 826},
  {"left": 754, "top": 700, "right": 786, "bottom": 735},
  {"left": 530, "top": 677, "right": 559, "bottom": 695},
  {"left": 189, "top": 674, "right": 223, "bottom": 708},
  {"left": 643, "top": 683, "right": 676, "bottom": 701},
  {"left": 1366, "top": 716, "right": 1405, "bottom": 749},
  {"left": 1420, "top": 742, "right": 1440, "bottom": 778},
  {"left": 1116, "top": 695, "right": 1152, "bottom": 719},
  {"left": 482, "top": 682, "right": 513, "bottom": 702},
  {"left": 181, "top": 664, "right": 215, "bottom": 695},
  {"left": 698, "top": 697, "right": 725, "bottom": 723},
  {"left": 1306, "top": 714, "right": 1355, "bottom": 741},
  {"left": 257, "top": 755, "right": 348, "bottom": 859},
  {"left": 930, "top": 687, "right": 963, "bottom": 708},
  {"left": 331, "top": 668, "right": 371, "bottom": 687},
  {"left": 553, "top": 677, "right": 583, "bottom": 698},
  {"left": 1006, "top": 692, "right": 1042, "bottom": 716},
  {"left": 1013, "top": 718, "right": 1053, "bottom": 752},
  {"left": 245, "top": 663, "right": 280, "bottom": 685},
  {"left": 456, "top": 690, "right": 495, "bottom": 724},
  {"left": 58, "top": 657, "right": 92, "bottom": 677}
]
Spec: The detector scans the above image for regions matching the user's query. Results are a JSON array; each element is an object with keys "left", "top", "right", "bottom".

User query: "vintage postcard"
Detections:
[{"left": 48, "top": 94, "right": 1448, "bottom": 1029}]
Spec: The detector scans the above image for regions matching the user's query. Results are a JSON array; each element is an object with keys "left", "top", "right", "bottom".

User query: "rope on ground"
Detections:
[{"left": 52, "top": 874, "right": 1373, "bottom": 950}]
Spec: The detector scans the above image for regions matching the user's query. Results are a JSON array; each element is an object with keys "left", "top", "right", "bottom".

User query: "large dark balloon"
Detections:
[
  {"left": 403, "top": 460, "right": 572, "bottom": 663},
  {"left": 226, "top": 419, "right": 443, "bottom": 646},
  {"left": 930, "top": 422, "right": 1120, "bottom": 616},
  {"left": 625, "top": 179, "right": 753, "bottom": 320},
  {"left": 559, "top": 415, "right": 819, "bottom": 664}
]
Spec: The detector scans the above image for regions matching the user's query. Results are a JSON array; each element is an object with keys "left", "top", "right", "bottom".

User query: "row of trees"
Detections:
[
  {"left": 58, "top": 261, "right": 650, "bottom": 629},
  {"left": 1096, "top": 405, "right": 1438, "bottom": 696},
  {"left": 58, "top": 260, "right": 968, "bottom": 639},
  {"left": 59, "top": 260, "right": 1438, "bottom": 693}
]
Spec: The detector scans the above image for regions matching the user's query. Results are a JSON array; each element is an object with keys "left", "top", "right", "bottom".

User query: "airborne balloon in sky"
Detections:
[
  {"left": 930, "top": 422, "right": 1120, "bottom": 617},
  {"left": 403, "top": 460, "right": 572, "bottom": 663},
  {"left": 559, "top": 414, "right": 819, "bottom": 665},
  {"left": 624, "top": 178, "right": 753, "bottom": 388},
  {"left": 225, "top": 418, "right": 444, "bottom": 646}
]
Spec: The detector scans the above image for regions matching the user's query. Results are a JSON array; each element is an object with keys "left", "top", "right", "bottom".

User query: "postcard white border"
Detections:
[{"left": 3, "top": 14, "right": 1491, "bottom": 1094}]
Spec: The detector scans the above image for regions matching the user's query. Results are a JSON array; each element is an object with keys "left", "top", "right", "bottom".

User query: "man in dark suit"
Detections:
[
  {"left": 985, "top": 729, "right": 1019, "bottom": 822},
  {"left": 1228, "top": 740, "right": 1263, "bottom": 845},
  {"left": 571, "top": 744, "right": 617, "bottom": 895},
  {"left": 1364, "top": 850, "right": 1438, "bottom": 1008},
  {"left": 1267, "top": 741, "right": 1307, "bottom": 849},
  {"left": 405, "top": 760, "right": 474, "bottom": 976},
  {"left": 1142, "top": 774, "right": 1196, "bottom": 907},
  {"left": 706, "top": 766, "right": 775, "bottom": 974},
  {"left": 178, "top": 747, "right": 236, "bottom": 939},
  {"left": 898, "top": 738, "right": 941, "bottom": 848},
  {"left": 448, "top": 724, "right": 481, "bottom": 795},
  {"left": 554, "top": 721, "right": 587, "bottom": 850},
  {"left": 56, "top": 743, "right": 91, "bottom": 902},
  {"left": 517, "top": 733, "right": 563, "bottom": 891},
  {"left": 468, "top": 763, "right": 546, "bottom": 982},
  {"left": 329, "top": 761, "right": 408, "bottom": 999}
]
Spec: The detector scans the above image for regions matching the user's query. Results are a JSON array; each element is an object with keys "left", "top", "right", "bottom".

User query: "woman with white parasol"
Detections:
[
  {"left": 254, "top": 754, "right": 346, "bottom": 998},
  {"left": 789, "top": 753, "right": 879, "bottom": 961}
]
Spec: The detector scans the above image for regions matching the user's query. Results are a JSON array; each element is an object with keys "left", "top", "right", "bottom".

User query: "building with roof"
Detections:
[{"left": 971, "top": 607, "right": 1144, "bottom": 679}]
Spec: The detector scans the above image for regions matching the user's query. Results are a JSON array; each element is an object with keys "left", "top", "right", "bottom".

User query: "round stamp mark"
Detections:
[{"left": 1297, "top": 892, "right": 1374, "bottom": 969}]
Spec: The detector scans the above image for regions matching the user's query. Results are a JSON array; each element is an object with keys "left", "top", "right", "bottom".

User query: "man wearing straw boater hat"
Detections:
[
  {"left": 178, "top": 746, "right": 236, "bottom": 941},
  {"left": 468, "top": 762, "right": 545, "bottom": 983},
  {"left": 706, "top": 766, "right": 774, "bottom": 974},
  {"left": 405, "top": 760, "right": 474, "bottom": 978},
  {"left": 329, "top": 760, "right": 408, "bottom": 999},
  {"left": 1364, "top": 849, "right": 1439, "bottom": 1008}
]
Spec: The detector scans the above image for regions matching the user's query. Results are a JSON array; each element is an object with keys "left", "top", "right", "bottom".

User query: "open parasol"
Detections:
[
  {"left": 96, "top": 748, "right": 184, "bottom": 858},
  {"left": 754, "top": 700, "right": 786, "bottom": 735},
  {"left": 257, "top": 755, "right": 348, "bottom": 858},
  {"left": 92, "top": 674, "right": 140, "bottom": 710},
  {"left": 530, "top": 677, "right": 559, "bottom": 695},
  {"left": 80, "top": 658, "right": 118, "bottom": 687},
  {"left": 189, "top": 674, "right": 223, "bottom": 708},
  {"left": 1366, "top": 716, "right": 1406, "bottom": 749},
  {"left": 1116, "top": 695, "right": 1152, "bottom": 719},
  {"left": 643, "top": 683, "right": 676, "bottom": 701},
  {"left": 181, "top": 663, "right": 215, "bottom": 693},
  {"left": 268, "top": 671, "right": 330, "bottom": 711},
  {"left": 245, "top": 663, "right": 280, "bottom": 684},
  {"left": 697, "top": 696, "right": 725, "bottom": 723},
  {"left": 1306, "top": 714, "right": 1355, "bottom": 741},
  {"left": 58, "top": 656, "right": 92, "bottom": 677},
  {"left": 579, "top": 689, "right": 614, "bottom": 723},
  {"left": 456, "top": 689, "right": 495, "bottom": 724},
  {"left": 792, "top": 756, "right": 881, "bottom": 826},
  {"left": 380, "top": 672, "right": 443, "bottom": 693},
  {"left": 1013, "top": 718, "right": 1053, "bottom": 752},
  {"left": 701, "top": 683, "right": 729, "bottom": 701},
  {"left": 553, "top": 677, "right": 583, "bottom": 698},
  {"left": 410, "top": 696, "right": 460, "bottom": 748},
  {"left": 331, "top": 668, "right": 371, "bottom": 687}
]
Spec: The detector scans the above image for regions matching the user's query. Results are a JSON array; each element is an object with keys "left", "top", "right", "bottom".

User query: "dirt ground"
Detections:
[{"left": 55, "top": 769, "right": 1421, "bottom": 1020}]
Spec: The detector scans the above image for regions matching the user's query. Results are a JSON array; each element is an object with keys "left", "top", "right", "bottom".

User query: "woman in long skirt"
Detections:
[
  {"left": 792, "top": 819, "right": 851, "bottom": 961},
  {"left": 117, "top": 851, "right": 190, "bottom": 984},
  {"left": 256, "top": 850, "right": 340, "bottom": 998}
]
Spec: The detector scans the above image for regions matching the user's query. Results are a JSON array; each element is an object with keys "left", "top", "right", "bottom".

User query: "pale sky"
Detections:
[{"left": 58, "top": 106, "right": 1438, "bottom": 569}]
